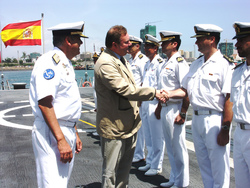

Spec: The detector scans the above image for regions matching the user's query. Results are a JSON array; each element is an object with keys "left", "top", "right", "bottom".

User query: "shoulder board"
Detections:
[
  {"left": 234, "top": 62, "right": 244, "bottom": 70},
  {"left": 176, "top": 57, "right": 184, "bottom": 62},
  {"left": 223, "top": 55, "right": 234, "bottom": 64},
  {"left": 138, "top": 54, "right": 143, "bottom": 59},
  {"left": 157, "top": 58, "right": 163, "bottom": 63},
  {"left": 52, "top": 53, "right": 60, "bottom": 64}
]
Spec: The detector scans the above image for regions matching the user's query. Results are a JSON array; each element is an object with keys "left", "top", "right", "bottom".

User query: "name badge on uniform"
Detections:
[{"left": 43, "top": 69, "right": 55, "bottom": 80}]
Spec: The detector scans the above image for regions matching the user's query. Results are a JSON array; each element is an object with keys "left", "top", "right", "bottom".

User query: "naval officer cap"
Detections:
[
  {"left": 145, "top": 34, "right": 160, "bottom": 46},
  {"left": 48, "top": 21, "right": 88, "bottom": 38},
  {"left": 159, "top": 31, "right": 182, "bottom": 42},
  {"left": 232, "top": 22, "right": 250, "bottom": 39},
  {"left": 191, "top": 24, "right": 223, "bottom": 38},
  {"left": 129, "top": 35, "right": 143, "bottom": 44}
]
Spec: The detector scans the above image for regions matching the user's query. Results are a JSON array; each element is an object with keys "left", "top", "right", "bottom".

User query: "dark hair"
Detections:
[
  {"left": 170, "top": 38, "right": 181, "bottom": 50},
  {"left": 206, "top": 35, "right": 220, "bottom": 46},
  {"left": 105, "top": 25, "right": 127, "bottom": 48},
  {"left": 53, "top": 35, "right": 67, "bottom": 47}
]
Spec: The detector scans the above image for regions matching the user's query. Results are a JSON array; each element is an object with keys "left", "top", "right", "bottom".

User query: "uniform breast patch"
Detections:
[
  {"left": 43, "top": 69, "right": 55, "bottom": 80},
  {"left": 139, "top": 54, "right": 143, "bottom": 59},
  {"left": 52, "top": 53, "right": 60, "bottom": 64}
]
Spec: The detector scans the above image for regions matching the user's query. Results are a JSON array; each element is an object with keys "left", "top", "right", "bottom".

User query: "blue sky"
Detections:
[{"left": 0, "top": 0, "right": 249, "bottom": 59}]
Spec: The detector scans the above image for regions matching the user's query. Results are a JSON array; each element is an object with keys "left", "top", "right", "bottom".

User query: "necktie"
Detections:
[{"left": 120, "top": 57, "right": 126, "bottom": 65}]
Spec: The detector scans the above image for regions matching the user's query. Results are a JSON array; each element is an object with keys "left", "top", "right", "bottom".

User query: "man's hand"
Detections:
[
  {"left": 174, "top": 114, "right": 185, "bottom": 125},
  {"left": 57, "top": 138, "right": 73, "bottom": 163},
  {"left": 154, "top": 102, "right": 162, "bottom": 119},
  {"left": 217, "top": 128, "right": 230, "bottom": 146},
  {"left": 155, "top": 90, "right": 169, "bottom": 103},
  {"left": 75, "top": 131, "right": 82, "bottom": 154}
]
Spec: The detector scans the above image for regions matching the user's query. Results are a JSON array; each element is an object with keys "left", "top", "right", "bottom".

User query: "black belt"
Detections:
[
  {"left": 194, "top": 109, "right": 219, "bottom": 115},
  {"left": 238, "top": 123, "right": 250, "bottom": 130}
]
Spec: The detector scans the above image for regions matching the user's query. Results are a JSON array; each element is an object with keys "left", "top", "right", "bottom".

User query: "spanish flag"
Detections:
[{"left": 1, "top": 20, "right": 41, "bottom": 47}]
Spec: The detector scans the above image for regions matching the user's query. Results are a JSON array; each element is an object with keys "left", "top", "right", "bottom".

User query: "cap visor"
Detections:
[
  {"left": 232, "top": 34, "right": 248, "bottom": 39},
  {"left": 190, "top": 34, "right": 205, "bottom": 38},
  {"left": 160, "top": 39, "right": 172, "bottom": 42},
  {"left": 80, "top": 34, "right": 88, "bottom": 38}
]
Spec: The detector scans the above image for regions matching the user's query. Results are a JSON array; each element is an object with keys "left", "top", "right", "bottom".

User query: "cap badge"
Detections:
[{"left": 235, "top": 26, "right": 240, "bottom": 34}]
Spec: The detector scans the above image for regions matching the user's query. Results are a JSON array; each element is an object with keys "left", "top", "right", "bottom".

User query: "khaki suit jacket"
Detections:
[{"left": 94, "top": 48, "right": 156, "bottom": 139}]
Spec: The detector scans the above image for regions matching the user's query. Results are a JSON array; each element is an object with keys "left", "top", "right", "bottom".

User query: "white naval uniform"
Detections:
[
  {"left": 158, "top": 52, "right": 189, "bottom": 187},
  {"left": 141, "top": 54, "right": 165, "bottom": 170},
  {"left": 29, "top": 47, "right": 81, "bottom": 188},
  {"left": 129, "top": 51, "right": 148, "bottom": 161},
  {"left": 230, "top": 62, "right": 250, "bottom": 188},
  {"left": 182, "top": 50, "right": 234, "bottom": 188}
]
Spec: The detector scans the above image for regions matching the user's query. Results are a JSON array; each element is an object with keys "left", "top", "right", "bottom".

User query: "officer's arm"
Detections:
[
  {"left": 217, "top": 93, "right": 233, "bottom": 146},
  {"left": 38, "top": 95, "right": 73, "bottom": 163},
  {"left": 175, "top": 95, "right": 190, "bottom": 125}
]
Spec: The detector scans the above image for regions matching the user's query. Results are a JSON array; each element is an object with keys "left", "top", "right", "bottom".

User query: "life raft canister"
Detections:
[{"left": 82, "top": 81, "right": 92, "bottom": 87}]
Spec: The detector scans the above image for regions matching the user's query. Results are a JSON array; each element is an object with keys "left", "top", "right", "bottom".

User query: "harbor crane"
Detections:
[{"left": 145, "top": 20, "right": 162, "bottom": 26}]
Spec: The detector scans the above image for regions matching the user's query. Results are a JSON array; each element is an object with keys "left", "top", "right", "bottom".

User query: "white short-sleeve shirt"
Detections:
[
  {"left": 29, "top": 47, "right": 81, "bottom": 122},
  {"left": 231, "top": 62, "right": 250, "bottom": 124},
  {"left": 129, "top": 51, "right": 148, "bottom": 86},
  {"left": 158, "top": 52, "right": 190, "bottom": 103},
  {"left": 182, "top": 50, "right": 234, "bottom": 111},
  {"left": 142, "top": 54, "right": 163, "bottom": 88}
]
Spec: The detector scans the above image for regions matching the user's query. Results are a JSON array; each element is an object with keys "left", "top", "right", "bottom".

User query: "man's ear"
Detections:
[
  {"left": 112, "top": 41, "right": 117, "bottom": 48},
  {"left": 65, "top": 36, "right": 71, "bottom": 46},
  {"left": 172, "top": 41, "right": 178, "bottom": 48},
  {"left": 210, "top": 36, "right": 216, "bottom": 43}
]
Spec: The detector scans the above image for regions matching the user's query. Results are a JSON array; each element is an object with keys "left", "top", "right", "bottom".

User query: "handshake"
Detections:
[{"left": 155, "top": 89, "right": 170, "bottom": 103}]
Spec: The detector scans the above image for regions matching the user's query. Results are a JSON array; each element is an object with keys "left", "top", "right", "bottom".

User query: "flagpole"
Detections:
[{"left": 41, "top": 13, "right": 44, "bottom": 54}]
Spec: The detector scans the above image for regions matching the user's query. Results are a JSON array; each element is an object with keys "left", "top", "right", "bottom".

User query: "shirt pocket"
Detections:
[
  {"left": 201, "top": 74, "right": 219, "bottom": 93},
  {"left": 231, "top": 80, "right": 241, "bottom": 103}
]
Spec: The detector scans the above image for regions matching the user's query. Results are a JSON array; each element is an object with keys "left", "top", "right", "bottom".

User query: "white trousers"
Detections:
[
  {"left": 192, "top": 112, "right": 230, "bottom": 188},
  {"left": 161, "top": 103, "right": 189, "bottom": 187},
  {"left": 133, "top": 107, "right": 145, "bottom": 160},
  {"left": 32, "top": 120, "right": 76, "bottom": 188},
  {"left": 233, "top": 125, "right": 250, "bottom": 188},
  {"left": 141, "top": 100, "right": 165, "bottom": 170}
]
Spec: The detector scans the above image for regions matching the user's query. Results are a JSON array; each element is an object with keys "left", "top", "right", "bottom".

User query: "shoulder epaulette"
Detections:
[
  {"left": 234, "top": 62, "right": 244, "bottom": 70},
  {"left": 138, "top": 54, "right": 143, "bottom": 59},
  {"left": 157, "top": 58, "right": 163, "bottom": 63},
  {"left": 176, "top": 57, "right": 184, "bottom": 62},
  {"left": 223, "top": 55, "right": 234, "bottom": 64},
  {"left": 52, "top": 53, "right": 60, "bottom": 64}
]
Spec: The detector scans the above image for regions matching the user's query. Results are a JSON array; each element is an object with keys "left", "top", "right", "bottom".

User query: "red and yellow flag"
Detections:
[{"left": 1, "top": 20, "right": 41, "bottom": 47}]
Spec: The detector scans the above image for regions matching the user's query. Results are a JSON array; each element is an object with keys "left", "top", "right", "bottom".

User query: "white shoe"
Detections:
[
  {"left": 138, "top": 164, "right": 150, "bottom": 171},
  {"left": 92, "top": 132, "right": 99, "bottom": 136},
  {"left": 145, "top": 168, "right": 162, "bottom": 176},
  {"left": 160, "top": 181, "right": 174, "bottom": 188},
  {"left": 132, "top": 157, "right": 145, "bottom": 163}
]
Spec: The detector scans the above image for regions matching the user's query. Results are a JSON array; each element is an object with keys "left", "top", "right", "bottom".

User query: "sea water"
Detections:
[{"left": 0, "top": 69, "right": 94, "bottom": 90}]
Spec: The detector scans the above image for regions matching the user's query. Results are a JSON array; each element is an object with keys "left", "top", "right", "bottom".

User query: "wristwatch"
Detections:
[
  {"left": 222, "top": 125, "right": 230, "bottom": 130},
  {"left": 180, "top": 112, "right": 186, "bottom": 119}
]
